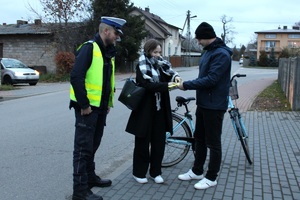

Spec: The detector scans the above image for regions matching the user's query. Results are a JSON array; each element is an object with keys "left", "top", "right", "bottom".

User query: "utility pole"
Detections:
[{"left": 187, "top": 10, "right": 196, "bottom": 67}]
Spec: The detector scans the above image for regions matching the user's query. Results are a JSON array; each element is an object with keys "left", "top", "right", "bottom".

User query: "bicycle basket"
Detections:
[{"left": 229, "top": 79, "right": 239, "bottom": 100}]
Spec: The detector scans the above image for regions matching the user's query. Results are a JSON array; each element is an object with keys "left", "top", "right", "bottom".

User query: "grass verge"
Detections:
[
  {"left": 0, "top": 74, "right": 69, "bottom": 91},
  {"left": 0, "top": 84, "right": 17, "bottom": 91},
  {"left": 250, "top": 80, "right": 291, "bottom": 111},
  {"left": 39, "top": 73, "right": 70, "bottom": 82}
]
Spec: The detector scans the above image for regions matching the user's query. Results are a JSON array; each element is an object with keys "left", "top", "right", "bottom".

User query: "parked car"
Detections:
[
  {"left": 0, "top": 58, "right": 39, "bottom": 85},
  {"left": 239, "top": 58, "right": 243, "bottom": 65}
]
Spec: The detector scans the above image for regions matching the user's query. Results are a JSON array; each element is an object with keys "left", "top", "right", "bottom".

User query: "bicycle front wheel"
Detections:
[
  {"left": 162, "top": 113, "right": 193, "bottom": 167},
  {"left": 234, "top": 116, "right": 252, "bottom": 165}
]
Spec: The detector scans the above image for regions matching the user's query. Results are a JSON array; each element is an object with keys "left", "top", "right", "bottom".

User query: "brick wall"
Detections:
[{"left": 0, "top": 34, "right": 57, "bottom": 73}]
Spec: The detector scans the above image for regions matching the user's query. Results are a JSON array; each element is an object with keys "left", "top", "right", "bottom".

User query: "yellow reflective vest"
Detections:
[{"left": 70, "top": 41, "right": 115, "bottom": 107}]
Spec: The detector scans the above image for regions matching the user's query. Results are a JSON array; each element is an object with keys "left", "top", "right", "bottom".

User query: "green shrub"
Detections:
[
  {"left": 268, "top": 48, "right": 278, "bottom": 67},
  {"left": 279, "top": 47, "right": 291, "bottom": 58},
  {"left": 258, "top": 50, "right": 268, "bottom": 66},
  {"left": 249, "top": 53, "right": 257, "bottom": 66}
]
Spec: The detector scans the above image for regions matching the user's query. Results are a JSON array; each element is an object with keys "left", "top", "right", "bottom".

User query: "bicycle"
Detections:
[
  {"left": 162, "top": 73, "right": 253, "bottom": 167},
  {"left": 162, "top": 96, "right": 196, "bottom": 167},
  {"left": 228, "top": 74, "right": 252, "bottom": 164}
]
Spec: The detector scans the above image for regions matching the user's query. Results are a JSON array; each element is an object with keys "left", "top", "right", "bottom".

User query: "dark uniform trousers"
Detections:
[{"left": 73, "top": 109, "right": 106, "bottom": 193}]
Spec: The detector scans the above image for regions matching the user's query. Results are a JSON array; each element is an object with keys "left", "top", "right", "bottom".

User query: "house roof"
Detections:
[
  {"left": 132, "top": 7, "right": 181, "bottom": 38},
  {"left": 0, "top": 20, "right": 88, "bottom": 36},
  {"left": 255, "top": 26, "right": 300, "bottom": 34},
  {"left": 0, "top": 21, "right": 51, "bottom": 35},
  {"left": 181, "top": 38, "right": 202, "bottom": 52},
  {"left": 245, "top": 43, "right": 257, "bottom": 52}
]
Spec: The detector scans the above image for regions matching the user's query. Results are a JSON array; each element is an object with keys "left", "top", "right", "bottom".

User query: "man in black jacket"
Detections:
[
  {"left": 69, "top": 16, "right": 126, "bottom": 200},
  {"left": 177, "top": 22, "right": 232, "bottom": 190}
]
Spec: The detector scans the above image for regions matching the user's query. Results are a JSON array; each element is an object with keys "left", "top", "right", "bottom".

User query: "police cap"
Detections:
[{"left": 100, "top": 16, "right": 127, "bottom": 35}]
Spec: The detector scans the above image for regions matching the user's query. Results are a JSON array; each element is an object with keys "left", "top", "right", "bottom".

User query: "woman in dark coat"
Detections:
[{"left": 126, "top": 39, "right": 181, "bottom": 184}]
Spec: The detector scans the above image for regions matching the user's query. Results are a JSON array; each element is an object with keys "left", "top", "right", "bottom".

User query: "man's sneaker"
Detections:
[
  {"left": 150, "top": 175, "right": 164, "bottom": 184},
  {"left": 194, "top": 178, "right": 217, "bottom": 190},
  {"left": 178, "top": 169, "right": 204, "bottom": 181},
  {"left": 133, "top": 175, "right": 148, "bottom": 184}
]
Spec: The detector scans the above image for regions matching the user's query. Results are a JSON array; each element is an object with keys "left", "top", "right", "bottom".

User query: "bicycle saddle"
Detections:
[{"left": 175, "top": 96, "right": 196, "bottom": 104}]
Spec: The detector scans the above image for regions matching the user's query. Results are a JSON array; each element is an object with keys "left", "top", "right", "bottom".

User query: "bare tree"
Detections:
[
  {"left": 26, "top": 3, "right": 44, "bottom": 22},
  {"left": 27, "top": 0, "right": 91, "bottom": 23},
  {"left": 249, "top": 33, "right": 258, "bottom": 45},
  {"left": 40, "top": 0, "right": 88, "bottom": 23},
  {"left": 220, "top": 15, "right": 235, "bottom": 45},
  {"left": 27, "top": 0, "right": 93, "bottom": 51}
]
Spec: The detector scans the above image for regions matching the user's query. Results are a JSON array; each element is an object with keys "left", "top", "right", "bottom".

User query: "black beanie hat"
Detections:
[{"left": 195, "top": 22, "right": 216, "bottom": 39}]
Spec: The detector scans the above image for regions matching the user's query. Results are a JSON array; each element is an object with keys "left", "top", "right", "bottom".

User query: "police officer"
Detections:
[{"left": 69, "top": 16, "right": 126, "bottom": 200}]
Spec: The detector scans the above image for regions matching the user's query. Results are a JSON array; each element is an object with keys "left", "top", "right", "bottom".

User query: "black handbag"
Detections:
[{"left": 118, "top": 78, "right": 146, "bottom": 110}]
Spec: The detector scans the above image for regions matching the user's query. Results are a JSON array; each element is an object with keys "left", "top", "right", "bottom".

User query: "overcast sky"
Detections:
[{"left": 1, "top": 0, "right": 299, "bottom": 48}]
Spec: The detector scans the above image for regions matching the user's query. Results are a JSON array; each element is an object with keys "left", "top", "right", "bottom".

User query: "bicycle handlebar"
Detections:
[{"left": 230, "top": 73, "right": 246, "bottom": 83}]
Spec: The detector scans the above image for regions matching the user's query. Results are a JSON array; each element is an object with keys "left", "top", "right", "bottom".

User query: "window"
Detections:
[
  {"left": 288, "top": 34, "right": 300, "bottom": 39},
  {"left": 288, "top": 41, "right": 300, "bottom": 48},
  {"left": 265, "top": 41, "right": 276, "bottom": 51},
  {"left": 265, "top": 34, "right": 276, "bottom": 39}
]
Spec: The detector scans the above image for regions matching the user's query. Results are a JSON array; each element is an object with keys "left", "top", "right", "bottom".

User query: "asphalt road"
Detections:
[{"left": 0, "top": 61, "right": 278, "bottom": 199}]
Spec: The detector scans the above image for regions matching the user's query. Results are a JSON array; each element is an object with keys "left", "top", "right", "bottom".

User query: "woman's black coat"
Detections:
[{"left": 125, "top": 64, "right": 173, "bottom": 138}]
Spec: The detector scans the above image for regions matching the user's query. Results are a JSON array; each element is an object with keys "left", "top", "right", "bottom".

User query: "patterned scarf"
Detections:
[
  {"left": 138, "top": 54, "right": 160, "bottom": 82},
  {"left": 138, "top": 53, "right": 178, "bottom": 110},
  {"left": 138, "top": 54, "right": 178, "bottom": 82}
]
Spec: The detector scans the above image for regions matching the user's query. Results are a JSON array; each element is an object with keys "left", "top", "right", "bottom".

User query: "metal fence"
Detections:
[{"left": 278, "top": 57, "right": 300, "bottom": 111}]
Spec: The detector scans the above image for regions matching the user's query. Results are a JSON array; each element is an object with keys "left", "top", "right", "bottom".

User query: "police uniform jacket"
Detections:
[{"left": 69, "top": 33, "right": 117, "bottom": 113}]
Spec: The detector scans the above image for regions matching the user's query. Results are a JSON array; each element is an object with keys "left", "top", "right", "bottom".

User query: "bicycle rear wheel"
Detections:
[
  {"left": 233, "top": 116, "right": 252, "bottom": 165},
  {"left": 162, "top": 113, "right": 193, "bottom": 167}
]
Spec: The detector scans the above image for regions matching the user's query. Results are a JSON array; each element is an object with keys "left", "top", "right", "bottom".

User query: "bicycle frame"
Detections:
[
  {"left": 166, "top": 111, "right": 195, "bottom": 146},
  {"left": 228, "top": 96, "right": 249, "bottom": 139},
  {"left": 162, "top": 96, "right": 196, "bottom": 167},
  {"left": 175, "top": 109, "right": 195, "bottom": 135},
  {"left": 227, "top": 74, "right": 252, "bottom": 164}
]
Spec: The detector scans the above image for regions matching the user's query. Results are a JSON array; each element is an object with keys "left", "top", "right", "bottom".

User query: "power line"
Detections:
[
  {"left": 132, "top": 1, "right": 296, "bottom": 26},
  {"left": 192, "top": 18, "right": 296, "bottom": 25},
  {"left": 132, "top": 0, "right": 185, "bottom": 20}
]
